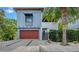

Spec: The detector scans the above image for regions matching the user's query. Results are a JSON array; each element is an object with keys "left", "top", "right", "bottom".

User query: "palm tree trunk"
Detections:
[
  {"left": 62, "top": 25, "right": 67, "bottom": 45},
  {"left": 60, "top": 7, "right": 68, "bottom": 45}
]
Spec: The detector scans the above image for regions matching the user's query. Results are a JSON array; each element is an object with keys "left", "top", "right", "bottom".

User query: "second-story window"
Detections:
[{"left": 25, "top": 14, "right": 33, "bottom": 26}]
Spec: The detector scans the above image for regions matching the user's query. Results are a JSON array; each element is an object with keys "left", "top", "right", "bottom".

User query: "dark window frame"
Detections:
[{"left": 25, "top": 13, "right": 33, "bottom": 26}]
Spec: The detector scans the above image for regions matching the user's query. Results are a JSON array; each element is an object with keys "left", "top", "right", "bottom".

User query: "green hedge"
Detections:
[
  {"left": 49, "top": 30, "right": 62, "bottom": 42},
  {"left": 49, "top": 30, "right": 79, "bottom": 42},
  {"left": 67, "top": 30, "right": 79, "bottom": 42}
]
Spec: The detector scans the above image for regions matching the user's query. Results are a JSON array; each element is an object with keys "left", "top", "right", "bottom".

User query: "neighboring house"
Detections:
[
  {"left": 58, "top": 19, "right": 79, "bottom": 30},
  {"left": 68, "top": 20, "right": 79, "bottom": 30}
]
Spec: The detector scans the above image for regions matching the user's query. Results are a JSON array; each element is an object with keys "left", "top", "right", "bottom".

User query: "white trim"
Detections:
[
  {"left": 17, "top": 29, "right": 20, "bottom": 39},
  {"left": 19, "top": 29, "right": 39, "bottom": 30},
  {"left": 39, "top": 28, "right": 42, "bottom": 40},
  {"left": 39, "top": 10, "right": 43, "bottom": 40}
]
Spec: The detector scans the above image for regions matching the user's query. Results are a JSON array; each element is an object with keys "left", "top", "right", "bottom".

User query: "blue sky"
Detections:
[{"left": 0, "top": 7, "right": 16, "bottom": 19}]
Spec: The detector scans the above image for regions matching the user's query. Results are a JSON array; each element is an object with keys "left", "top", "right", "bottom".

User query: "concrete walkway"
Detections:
[{"left": 28, "top": 40, "right": 49, "bottom": 46}]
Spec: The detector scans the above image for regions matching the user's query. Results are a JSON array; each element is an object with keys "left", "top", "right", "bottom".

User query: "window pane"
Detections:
[{"left": 25, "top": 14, "right": 33, "bottom": 26}]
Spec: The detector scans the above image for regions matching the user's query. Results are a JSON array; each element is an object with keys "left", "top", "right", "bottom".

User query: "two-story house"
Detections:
[{"left": 14, "top": 8, "right": 43, "bottom": 40}]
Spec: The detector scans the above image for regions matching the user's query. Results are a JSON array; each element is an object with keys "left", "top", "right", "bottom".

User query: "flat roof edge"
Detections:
[{"left": 14, "top": 8, "right": 44, "bottom": 11}]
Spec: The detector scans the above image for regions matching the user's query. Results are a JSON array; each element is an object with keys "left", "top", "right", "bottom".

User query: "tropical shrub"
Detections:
[
  {"left": 49, "top": 30, "right": 79, "bottom": 42},
  {"left": 0, "top": 19, "right": 16, "bottom": 41},
  {"left": 49, "top": 30, "right": 62, "bottom": 42},
  {"left": 67, "top": 30, "right": 79, "bottom": 42}
]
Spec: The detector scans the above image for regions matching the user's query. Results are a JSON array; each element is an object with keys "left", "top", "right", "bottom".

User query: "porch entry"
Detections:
[{"left": 42, "top": 28, "right": 48, "bottom": 40}]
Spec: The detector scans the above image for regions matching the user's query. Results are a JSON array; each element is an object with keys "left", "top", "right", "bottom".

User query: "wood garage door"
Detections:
[{"left": 20, "top": 30, "right": 39, "bottom": 39}]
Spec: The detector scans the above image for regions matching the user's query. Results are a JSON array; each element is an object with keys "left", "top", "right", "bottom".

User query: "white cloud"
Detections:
[{"left": 5, "top": 8, "right": 14, "bottom": 13}]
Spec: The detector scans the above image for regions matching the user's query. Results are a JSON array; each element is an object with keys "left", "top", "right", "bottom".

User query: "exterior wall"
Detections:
[
  {"left": 42, "top": 22, "right": 58, "bottom": 30},
  {"left": 16, "top": 10, "right": 41, "bottom": 28}
]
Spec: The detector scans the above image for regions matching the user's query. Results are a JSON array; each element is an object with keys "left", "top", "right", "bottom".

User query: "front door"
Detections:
[{"left": 42, "top": 28, "right": 48, "bottom": 40}]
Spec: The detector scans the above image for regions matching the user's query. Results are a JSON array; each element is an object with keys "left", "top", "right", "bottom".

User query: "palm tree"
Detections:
[
  {"left": 0, "top": 9, "right": 4, "bottom": 26},
  {"left": 43, "top": 7, "right": 79, "bottom": 45}
]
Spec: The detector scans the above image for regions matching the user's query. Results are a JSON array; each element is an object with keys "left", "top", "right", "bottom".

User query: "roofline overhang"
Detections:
[{"left": 14, "top": 8, "right": 44, "bottom": 11}]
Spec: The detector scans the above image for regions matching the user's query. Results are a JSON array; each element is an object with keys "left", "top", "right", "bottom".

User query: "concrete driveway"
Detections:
[
  {"left": 0, "top": 40, "right": 32, "bottom": 52},
  {"left": 12, "top": 40, "right": 49, "bottom": 52},
  {"left": 0, "top": 40, "right": 49, "bottom": 52}
]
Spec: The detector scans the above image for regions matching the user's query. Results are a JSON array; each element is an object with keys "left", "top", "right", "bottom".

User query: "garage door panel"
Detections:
[{"left": 20, "top": 30, "right": 39, "bottom": 39}]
